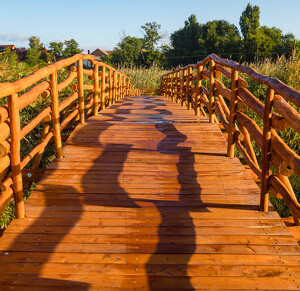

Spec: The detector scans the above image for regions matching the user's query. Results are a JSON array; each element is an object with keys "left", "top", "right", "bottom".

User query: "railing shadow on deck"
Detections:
[
  {"left": 0, "top": 54, "right": 139, "bottom": 287},
  {"left": 0, "top": 101, "right": 139, "bottom": 288},
  {"left": 1, "top": 94, "right": 264, "bottom": 288}
]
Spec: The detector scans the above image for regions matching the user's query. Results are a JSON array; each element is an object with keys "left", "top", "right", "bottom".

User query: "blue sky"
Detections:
[{"left": 1, "top": 0, "right": 300, "bottom": 53}]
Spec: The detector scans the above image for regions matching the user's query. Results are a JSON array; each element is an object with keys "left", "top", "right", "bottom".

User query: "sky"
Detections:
[{"left": 1, "top": 0, "right": 300, "bottom": 53}]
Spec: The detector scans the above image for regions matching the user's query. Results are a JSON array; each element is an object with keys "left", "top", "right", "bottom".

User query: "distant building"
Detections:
[
  {"left": 0, "top": 45, "right": 16, "bottom": 53},
  {"left": 83, "top": 48, "right": 114, "bottom": 68},
  {"left": 91, "top": 49, "right": 114, "bottom": 61}
]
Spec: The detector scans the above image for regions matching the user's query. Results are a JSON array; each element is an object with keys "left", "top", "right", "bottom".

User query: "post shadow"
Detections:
[{"left": 0, "top": 99, "right": 139, "bottom": 288}]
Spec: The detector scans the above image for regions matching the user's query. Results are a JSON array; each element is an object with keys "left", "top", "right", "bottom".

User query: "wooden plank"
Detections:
[{"left": 0, "top": 95, "right": 299, "bottom": 289}]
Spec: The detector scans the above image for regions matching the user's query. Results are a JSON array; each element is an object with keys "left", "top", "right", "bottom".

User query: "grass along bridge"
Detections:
[{"left": 0, "top": 54, "right": 299, "bottom": 289}]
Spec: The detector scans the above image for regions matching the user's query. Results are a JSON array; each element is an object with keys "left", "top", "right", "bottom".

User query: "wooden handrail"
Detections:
[
  {"left": 160, "top": 53, "right": 300, "bottom": 225},
  {"left": 0, "top": 54, "right": 137, "bottom": 219}
]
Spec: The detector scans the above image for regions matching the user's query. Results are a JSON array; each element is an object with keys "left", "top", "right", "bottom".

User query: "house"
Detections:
[
  {"left": 91, "top": 48, "right": 114, "bottom": 61},
  {"left": 0, "top": 45, "right": 16, "bottom": 53},
  {"left": 83, "top": 48, "right": 114, "bottom": 68}
]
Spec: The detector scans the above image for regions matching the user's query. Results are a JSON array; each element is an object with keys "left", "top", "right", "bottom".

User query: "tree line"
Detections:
[
  {"left": 1, "top": 3, "right": 299, "bottom": 70},
  {"left": 0, "top": 36, "right": 82, "bottom": 68},
  {"left": 104, "top": 3, "right": 299, "bottom": 68}
]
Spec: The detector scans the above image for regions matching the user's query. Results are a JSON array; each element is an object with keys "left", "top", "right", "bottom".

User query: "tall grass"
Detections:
[{"left": 117, "top": 63, "right": 169, "bottom": 89}]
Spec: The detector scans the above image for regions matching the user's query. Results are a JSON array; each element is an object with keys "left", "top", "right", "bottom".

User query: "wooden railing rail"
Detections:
[
  {"left": 159, "top": 53, "right": 300, "bottom": 225},
  {"left": 0, "top": 54, "right": 138, "bottom": 219},
  {"left": 139, "top": 88, "right": 158, "bottom": 96}
]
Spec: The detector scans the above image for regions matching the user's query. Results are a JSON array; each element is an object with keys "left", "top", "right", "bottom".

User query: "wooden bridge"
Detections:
[{"left": 0, "top": 54, "right": 300, "bottom": 289}]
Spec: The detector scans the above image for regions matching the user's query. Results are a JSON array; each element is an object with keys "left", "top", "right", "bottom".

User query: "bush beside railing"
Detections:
[
  {"left": 159, "top": 53, "right": 300, "bottom": 225},
  {"left": 0, "top": 54, "right": 138, "bottom": 220}
]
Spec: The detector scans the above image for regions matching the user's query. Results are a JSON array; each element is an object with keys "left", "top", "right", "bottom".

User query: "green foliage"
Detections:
[
  {"left": 0, "top": 48, "right": 18, "bottom": 66},
  {"left": 49, "top": 41, "right": 64, "bottom": 60},
  {"left": 168, "top": 15, "right": 242, "bottom": 66},
  {"left": 167, "top": 3, "right": 299, "bottom": 67},
  {"left": 26, "top": 36, "right": 45, "bottom": 66},
  {"left": 141, "top": 50, "right": 166, "bottom": 67},
  {"left": 168, "top": 15, "right": 203, "bottom": 65},
  {"left": 109, "top": 36, "right": 144, "bottom": 65},
  {"left": 0, "top": 49, "right": 32, "bottom": 82},
  {"left": 202, "top": 20, "right": 242, "bottom": 59},
  {"left": 107, "top": 32, "right": 166, "bottom": 68},
  {"left": 25, "top": 37, "right": 83, "bottom": 66},
  {"left": 63, "top": 39, "right": 82, "bottom": 58},
  {"left": 141, "top": 22, "right": 162, "bottom": 51},
  {"left": 239, "top": 3, "right": 260, "bottom": 38}
]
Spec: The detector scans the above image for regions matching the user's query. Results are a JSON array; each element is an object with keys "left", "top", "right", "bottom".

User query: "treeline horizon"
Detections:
[
  {"left": 1, "top": 3, "right": 299, "bottom": 70},
  {"left": 103, "top": 3, "right": 299, "bottom": 68}
]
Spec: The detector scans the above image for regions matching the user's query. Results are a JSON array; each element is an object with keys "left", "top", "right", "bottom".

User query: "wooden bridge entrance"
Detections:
[{"left": 1, "top": 95, "right": 300, "bottom": 289}]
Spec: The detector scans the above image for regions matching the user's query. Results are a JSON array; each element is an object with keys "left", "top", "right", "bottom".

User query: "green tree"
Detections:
[
  {"left": 254, "top": 26, "right": 282, "bottom": 59},
  {"left": 49, "top": 41, "right": 64, "bottom": 61},
  {"left": 141, "top": 22, "right": 162, "bottom": 51},
  {"left": 168, "top": 15, "right": 203, "bottom": 66},
  {"left": 26, "top": 36, "right": 44, "bottom": 66},
  {"left": 202, "top": 20, "right": 242, "bottom": 59},
  {"left": 110, "top": 36, "right": 143, "bottom": 65},
  {"left": 280, "top": 33, "right": 299, "bottom": 58},
  {"left": 63, "top": 39, "right": 82, "bottom": 58},
  {"left": 239, "top": 3, "right": 260, "bottom": 38},
  {"left": 239, "top": 3, "right": 260, "bottom": 62},
  {"left": 167, "top": 15, "right": 241, "bottom": 67},
  {"left": 142, "top": 50, "right": 166, "bottom": 67}
]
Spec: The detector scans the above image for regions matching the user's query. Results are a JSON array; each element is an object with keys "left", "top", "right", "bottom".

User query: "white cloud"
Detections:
[{"left": 0, "top": 33, "right": 27, "bottom": 42}]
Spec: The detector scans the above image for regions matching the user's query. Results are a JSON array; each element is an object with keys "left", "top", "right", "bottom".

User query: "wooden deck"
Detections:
[{"left": 0, "top": 95, "right": 300, "bottom": 290}]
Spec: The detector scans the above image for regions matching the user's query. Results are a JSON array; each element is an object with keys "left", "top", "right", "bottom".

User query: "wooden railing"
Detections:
[
  {"left": 139, "top": 88, "right": 158, "bottom": 96},
  {"left": 159, "top": 53, "right": 300, "bottom": 225},
  {"left": 0, "top": 54, "right": 138, "bottom": 219}
]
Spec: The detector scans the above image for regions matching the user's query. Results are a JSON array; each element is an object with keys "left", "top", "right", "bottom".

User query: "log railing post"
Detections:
[
  {"left": 181, "top": 70, "right": 185, "bottom": 106},
  {"left": 93, "top": 63, "right": 99, "bottom": 116},
  {"left": 195, "top": 65, "right": 203, "bottom": 116},
  {"left": 101, "top": 66, "right": 106, "bottom": 110},
  {"left": 166, "top": 76, "right": 168, "bottom": 98},
  {"left": 175, "top": 71, "right": 179, "bottom": 103},
  {"left": 108, "top": 69, "right": 112, "bottom": 107},
  {"left": 164, "top": 76, "right": 167, "bottom": 97},
  {"left": 119, "top": 75, "right": 122, "bottom": 99},
  {"left": 169, "top": 74, "right": 172, "bottom": 100},
  {"left": 8, "top": 93, "right": 24, "bottom": 218},
  {"left": 77, "top": 59, "right": 85, "bottom": 124},
  {"left": 121, "top": 75, "right": 124, "bottom": 98},
  {"left": 126, "top": 78, "right": 130, "bottom": 96},
  {"left": 171, "top": 73, "right": 175, "bottom": 101},
  {"left": 122, "top": 75, "right": 125, "bottom": 98},
  {"left": 187, "top": 66, "right": 192, "bottom": 110},
  {"left": 50, "top": 71, "right": 63, "bottom": 158},
  {"left": 227, "top": 69, "right": 239, "bottom": 157},
  {"left": 260, "top": 87, "right": 275, "bottom": 212},
  {"left": 208, "top": 60, "right": 216, "bottom": 123},
  {"left": 185, "top": 69, "right": 189, "bottom": 108},
  {"left": 165, "top": 76, "right": 169, "bottom": 99},
  {"left": 113, "top": 71, "right": 117, "bottom": 103},
  {"left": 116, "top": 73, "right": 119, "bottom": 101}
]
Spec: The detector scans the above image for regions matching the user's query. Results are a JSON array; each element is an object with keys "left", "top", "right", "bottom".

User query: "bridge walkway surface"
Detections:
[{"left": 0, "top": 95, "right": 300, "bottom": 290}]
